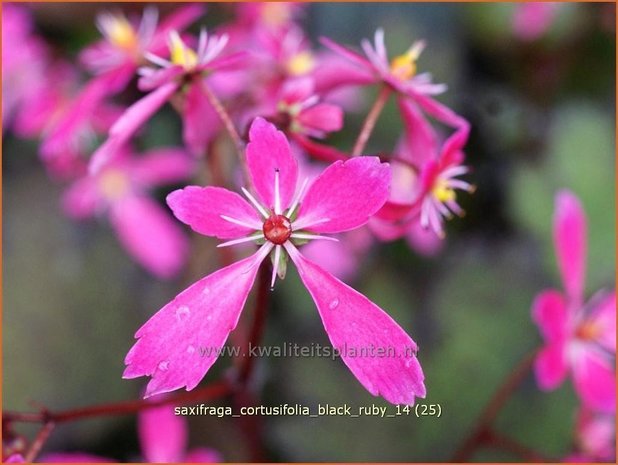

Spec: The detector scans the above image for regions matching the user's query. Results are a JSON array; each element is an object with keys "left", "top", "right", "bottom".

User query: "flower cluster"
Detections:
[
  {"left": 4, "top": 2, "right": 474, "bottom": 407},
  {"left": 531, "top": 191, "right": 615, "bottom": 461}
]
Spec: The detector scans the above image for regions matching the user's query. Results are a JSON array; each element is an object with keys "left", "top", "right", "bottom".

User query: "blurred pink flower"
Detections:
[
  {"left": 2, "top": 4, "right": 49, "bottom": 130},
  {"left": 124, "top": 118, "right": 425, "bottom": 405},
  {"left": 512, "top": 2, "right": 560, "bottom": 42},
  {"left": 89, "top": 28, "right": 243, "bottom": 172},
  {"left": 39, "top": 395, "right": 220, "bottom": 463},
  {"left": 320, "top": 28, "right": 447, "bottom": 98},
  {"left": 4, "top": 455, "right": 25, "bottom": 463},
  {"left": 63, "top": 146, "right": 193, "bottom": 279},
  {"left": 532, "top": 191, "right": 616, "bottom": 412},
  {"left": 563, "top": 407, "right": 616, "bottom": 462}
]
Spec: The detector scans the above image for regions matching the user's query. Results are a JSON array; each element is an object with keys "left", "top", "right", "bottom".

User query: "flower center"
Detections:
[
  {"left": 169, "top": 31, "right": 198, "bottom": 70},
  {"left": 287, "top": 51, "right": 315, "bottom": 76},
  {"left": 263, "top": 214, "right": 292, "bottom": 245},
  {"left": 575, "top": 320, "right": 601, "bottom": 342},
  {"left": 102, "top": 14, "right": 138, "bottom": 51},
  {"left": 99, "top": 169, "right": 130, "bottom": 201},
  {"left": 432, "top": 178, "right": 456, "bottom": 203},
  {"left": 389, "top": 41, "right": 425, "bottom": 81}
]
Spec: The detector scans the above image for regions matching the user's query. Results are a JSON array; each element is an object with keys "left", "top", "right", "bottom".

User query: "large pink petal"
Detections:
[
  {"left": 150, "top": 4, "right": 207, "bottom": 54},
  {"left": 588, "top": 291, "right": 616, "bottom": 352},
  {"left": 167, "top": 186, "right": 262, "bottom": 239},
  {"left": 296, "top": 157, "right": 391, "bottom": 233},
  {"left": 182, "top": 81, "right": 220, "bottom": 157},
  {"left": 572, "top": 347, "right": 616, "bottom": 412},
  {"left": 130, "top": 147, "right": 194, "bottom": 187},
  {"left": 287, "top": 246, "right": 425, "bottom": 405},
  {"left": 89, "top": 82, "right": 178, "bottom": 174},
  {"left": 138, "top": 399, "right": 187, "bottom": 463},
  {"left": 553, "top": 190, "right": 587, "bottom": 304},
  {"left": 123, "top": 246, "right": 270, "bottom": 397},
  {"left": 110, "top": 195, "right": 188, "bottom": 279},
  {"left": 534, "top": 342, "right": 568, "bottom": 390},
  {"left": 531, "top": 289, "right": 569, "bottom": 343},
  {"left": 246, "top": 117, "right": 298, "bottom": 211}
]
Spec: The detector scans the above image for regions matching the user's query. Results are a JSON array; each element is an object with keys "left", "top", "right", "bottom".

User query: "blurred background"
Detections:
[{"left": 3, "top": 2, "right": 616, "bottom": 462}]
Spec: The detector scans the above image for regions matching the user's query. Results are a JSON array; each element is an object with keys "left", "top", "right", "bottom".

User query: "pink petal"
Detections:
[
  {"left": 572, "top": 347, "right": 616, "bottom": 412},
  {"left": 167, "top": 186, "right": 262, "bottom": 239},
  {"left": 4, "top": 455, "right": 25, "bottom": 463},
  {"left": 298, "top": 103, "right": 343, "bottom": 134},
  {"left": 182, "top": 82, "right": 220, "bottom": 157},
  {"left": 319, "top": 37, "right": 373, "bottom": 70},
  {"left": 553, "top": 190, "right": 587, "bottom": 304},
  {"left": 130, "top": 147, "right": 194, "bottom": 187},
  {"left": 150, "top": 4, "right": 207, "bottom": 53},
  {"left": 138, "top": 65, "right": 185, "bottom": 92},
  {"left": 61, "top": 177, "right": 102, "bottom": 220},
  {"left": 110, "top": 195, "right": 188, "bottom": 279},
  {"left": 89, "top": 82, "right": 178, "bottom": 174},
  {"left": 138, "top": 399, "right": 187, "bottom": 463},
  {"left": 589, "top": 291, "right": 616, "bottom": 352},
  {"left": 534, "top": 342, "right": 568, "bottom": 390},
  {"left": 287, "top": 247, "right": 425, "bottom": 405},
  {"left": 531, "top": 289, "right": 568, "bottom": 343},
  {"left": 281, "top": 77, "right": 314, "bottom": 104},
  {"left": 39, "top": 453, "right": 113, "bottom": 463},
  {"left": 296, "top": 157, "right": 391, "bottom": 233},
  {"left": 398, "top": 97, "right": 438, "bottom": 166},
  {"left": 246, "top": 117, "right": 298, "bottom": 211},
  {"left": 405, "top": 221, "right": 443, "bottom": 256},
  {"left": 123, "top": 247, "right": 269, "bottom": 397},
  {"left": 183, "top": 448, "right": 222, "bottom": 463}
]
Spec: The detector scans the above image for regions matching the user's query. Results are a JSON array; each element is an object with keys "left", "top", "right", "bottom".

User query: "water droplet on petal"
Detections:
[
  {"left": 206, "top": 315, "right": 213, "bottom": 321},
  {"left": 202, "top": 287, "right": 210, "bottom": 295},
  {"left": 158, "top": 360, "right": 170, "bottom": 371},
  {"left": 329, "top": 298, "right": 339, "bottom": 310},
  {"left": 187, "top": 345, "right": 196, "bottom": 354},
  {"left": 405, "top": 359, "right": 413, "bottom": 368},
  {"left": 176, "top": 305, "right": 190, "bottom": 322}
]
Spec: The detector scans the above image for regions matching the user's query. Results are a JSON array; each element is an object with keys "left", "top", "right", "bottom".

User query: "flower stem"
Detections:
[
  {"left": 352, "top": 85, "right": 391, "bottom": 156},
  {"left": 23, "top": 422, "right": 55, "bottom": 463},
  {"left": 3, "top": 380, "right": 231, "bottom": 425},
  {"left": 451, "top": 350, "right": 537, "bottom": 462},
  {"left": 199, "top": 80, "right": 250, "bottom": 182}
]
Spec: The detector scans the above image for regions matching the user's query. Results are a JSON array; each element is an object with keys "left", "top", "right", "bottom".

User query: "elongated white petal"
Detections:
[{"left": 241, "top": 187, "right": 269, "bottom": 219}]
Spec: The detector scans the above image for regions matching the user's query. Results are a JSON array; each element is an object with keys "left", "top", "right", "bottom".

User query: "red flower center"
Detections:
[{"left": 263, "top": 214, "right": 292, "bottom": 245}]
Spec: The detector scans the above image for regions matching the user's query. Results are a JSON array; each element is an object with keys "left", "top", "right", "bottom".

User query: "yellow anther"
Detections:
[
  {"left": 432, "top": 179, "right": 456, "bottom": 203},
  {"left": 286, "top": 51, "right": 315, "bottom": 76},
  {"left": 99, "top": 170, "right": 129, "bottom": 200},
  {"left": 262, "top": 3, "right": 291, "bottom": 27},
  {"left": 106, "top": 15, "right": 137, "bottom": 50},
  {"left": 169, "top": 31, "right": 198, "bottom": 70},
  {"left": 576, "top": 320, "right": 601, "bottom": 342},
  {"left": 389, "top": 41, "right": 425, "bottom": 81}
]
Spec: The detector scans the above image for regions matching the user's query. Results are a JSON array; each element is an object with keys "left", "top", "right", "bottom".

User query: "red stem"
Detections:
[
  {"left": 451, "top": 350, "right": 537, "bottom": 462},
  {"left": 352, "top": 85, "right": 391, "bottom": 156},
  {"left": 23, "top": 422, "right": 55, "bottom": 463}
]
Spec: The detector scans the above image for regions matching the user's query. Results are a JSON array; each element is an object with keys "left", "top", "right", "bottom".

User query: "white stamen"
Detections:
[
  {"left": 291, "top": 216, "right": 331, "bottom": 231},
  {"left": 274, "top": 169, "right": 282, "bottom": 215},
  {"left": 286, "top": 177, "right": 309, "bottom": 218},
  {"left": 197, "top": 28, "right": 208, "bottom": 61},
  {"left": 291, "top": 233, "right": 339, "bottom": 242},
  {"left": 441, "top": 165, "right": 469, "bottom": 179},
  {"left": 220, "top": 214, "right": 262, "bottom": 230},
  {"left": 449, "top": 180, "right": 474, "bottom": 192},
  {"left": 217, "top": 233, "right": 264, "bottom": 248},
  {"left": 144, "top": 51, "right": 172, "bottom": 68},
  {"left": 271, "top": 245, "right": 281, "bottom": 289},
  {"left": 241, "top": 187, "right": 269, "bottom": 219}
]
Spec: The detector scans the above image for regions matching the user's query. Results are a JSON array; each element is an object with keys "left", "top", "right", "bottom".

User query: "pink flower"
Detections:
[
  {"left": 79, "top": 5, "right": 205, "bottom": 79},
  {"left": 512, "top": 2, "right": 560, "bottom": 42},
  {"left": 320, "top": 28, "right": 447, "bottom": 98},
  {"left": 39, "top": 395, "right": 220, "bottom": 463},
  {"left": 276, "top": 77, "right": 344, "bottom": 138},
  {"left": 564, "top": 407, "right": 616, "bottom": 462},
  {"left": 372, "top": 98, "right": 473, "bottom": 240},
  {"left": 89, "top": 28, "right": 242, "bottom": 173},
  {"left": 532, "top": 191, "right": 616, "bottom": 412},
  {"left": 124, "top": 118, "right": 426, "bottom": 405},
  {"left": 63, "top": 146, "right": 193, "bottom": 279},
  {"left": 2, "top": 4, "right": 49, "bottom": 130}
]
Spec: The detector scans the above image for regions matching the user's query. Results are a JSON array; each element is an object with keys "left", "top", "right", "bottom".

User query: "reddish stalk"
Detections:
[
  {"left": 451, "top": 350, "right": 537, "bottom": 462},
  {"left": 352, "top": 85, "right": 392, "bottom": 156},
  {"left": 23, "top": 422, "right": 55, "bottom": 463}
]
